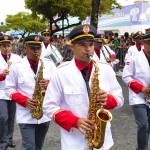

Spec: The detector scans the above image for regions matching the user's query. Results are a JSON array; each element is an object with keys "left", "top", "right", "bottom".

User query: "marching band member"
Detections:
[
  {"left": 41, "top": 29, "right": 63, "bottom": 66},
  {"left": 124, "top": 31, "right": 144, "bottom": 63},
  {"left": 0, "top": 35, "right": 21, "bottom": 150},
  {"left": 5, "top": 35, "right": 57, "bottom": 150},
  {"left": 94, "top": 34, "right": 117, "bottom": 67},
  {"left": 43, "top": 24, "right": 124, "bottom": 150},
  {"left": 122, "top": 33, "right": 150, "bottom": 150}
]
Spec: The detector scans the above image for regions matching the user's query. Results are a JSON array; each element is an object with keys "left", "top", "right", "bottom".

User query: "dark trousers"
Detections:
[
  {"left": 131, "top": 104, "right": 150, "bottom": 150},
  {"left": 19, "top": 122, "right": 50, "bottom": 150},
  {"left": 0, "top": 100, "right": 16, "bottom": 146}
]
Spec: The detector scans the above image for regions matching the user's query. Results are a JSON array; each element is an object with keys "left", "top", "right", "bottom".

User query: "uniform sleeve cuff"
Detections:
[
  {"left": 0, "top": 74, "right": 5, "bottom": 81},
  {"left": 110, "top": 54, "right": 116, "bottom": 59},
  {"left": 11, "top": 92, "right": 29, "bottom": 107},
  {"left": 104, "top": 94, "right": 118, "bottom": 110},
  {"left": 53, "top": 109, "right": 79, "bottom": 132},
  {"left": 129, "top": 81, "right": 144, "bottom": 94}
]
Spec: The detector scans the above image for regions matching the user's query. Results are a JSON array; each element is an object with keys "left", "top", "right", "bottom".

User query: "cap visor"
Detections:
[
  {"left": 27, "top": 43, "right": 41, "bottom": 48},
  {"left": 73, "top": 37, "right": 94, "bottom": 43}
]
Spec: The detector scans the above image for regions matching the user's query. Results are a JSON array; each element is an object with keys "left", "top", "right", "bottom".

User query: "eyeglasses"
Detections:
[{"left": 43, "top": 34, "right": 50, "bottom": 37}]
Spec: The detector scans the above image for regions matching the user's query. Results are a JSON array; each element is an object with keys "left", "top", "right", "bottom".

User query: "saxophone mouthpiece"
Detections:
[{"left": 88, "top": 53, "right": 93, "bottom": 59}]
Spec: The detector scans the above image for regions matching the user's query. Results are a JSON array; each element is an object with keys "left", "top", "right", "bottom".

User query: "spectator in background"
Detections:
[
  {"left": 11, "top": 37, "right": 18, "bottom": 54},
  {"left": 113, "top": 33, "right": 120, "bottom": 73},
  {"left": 124, "top": 32, "right": 129, "bottom": 41},
  {"left": 113, "top": 33, "right": 120, "bottom": 54},
  {"left": 17, "top": 38, "right": 24, "bottom": 56},
  {"left": 63, "top": 40, "right": 73, "bottom": 62}
]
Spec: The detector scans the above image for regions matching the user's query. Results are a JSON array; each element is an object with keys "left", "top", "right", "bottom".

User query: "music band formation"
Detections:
[{"left": 0, "top": 24, "right": 150, "bottom": 150}]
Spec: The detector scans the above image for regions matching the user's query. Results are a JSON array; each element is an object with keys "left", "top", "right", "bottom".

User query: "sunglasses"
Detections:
[
  {"left": 28, "top": 46, "right": 41, "bottom": 50},
  {"left": 43, "top": 34, "right": 50, "bottom": 37}
]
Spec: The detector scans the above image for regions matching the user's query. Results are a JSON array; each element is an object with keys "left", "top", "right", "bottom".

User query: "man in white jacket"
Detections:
[
  {"left": 0, "top": 35, "right": 21, "bottom": 150},
  {"left": 124, "top": 31, "right": 143, "bottom": 63},
  {"left": 122, "top": 33, "right": 150, "bottom": 150},
  {"left": 41, "top": 29, "right": 63, "bottom": 66},
  {"left": 5, "top": 35, "right": 57, "bottom": 150},
  {"left": 43, "top": 24, "right": 124, "bottom": 150}
]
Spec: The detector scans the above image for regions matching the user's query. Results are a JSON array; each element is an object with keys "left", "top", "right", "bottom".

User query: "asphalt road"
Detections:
[{"left": 8, "top": 76, "right": 137, "bottom": 150}]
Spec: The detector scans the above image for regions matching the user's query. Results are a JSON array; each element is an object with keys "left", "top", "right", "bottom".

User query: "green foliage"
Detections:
[
  {"left": 100, "top": 0, "right": 122, "bottom": 15},
  {"left": 25, "top": 0, "right": 91, "bottom": 21},
  {"left": 3, "top": 0, "right": 122, "bottom": 34},
  {"left": 5, "top": 12, "right": 47, "bottom": 34},
  {"left": 0, "top": 26, "right": 9, "bottom": 33},
  {"left": 25, "top": 0, "right": 122, "bottom": 20}
]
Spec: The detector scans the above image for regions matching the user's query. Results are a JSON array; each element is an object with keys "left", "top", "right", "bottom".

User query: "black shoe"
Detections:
[
  {"left": 0, "top": 145, "right": 8, "bottom": 150},
  {"left": 8, "top": 141, "right": 16, "bottom": 148}
]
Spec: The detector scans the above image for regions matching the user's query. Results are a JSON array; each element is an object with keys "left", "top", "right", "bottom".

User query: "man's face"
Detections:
[
  {"left": 0, "top": 44, "right": 12, "bottom": 55},
  {"left": 25, "top": 45, "right": 42, "bottom": 60},
  {"left": 135, "top": 37, "right": 142, "bottom": 44},
  {"left": 94, "top": 41, "right": 103, "bottom": 50},
  {"left": 42, "top": 34, "right": 50, "bottom": 42},
  {"left": 70, "top": 41, "right": 94, "bottom": 66}
]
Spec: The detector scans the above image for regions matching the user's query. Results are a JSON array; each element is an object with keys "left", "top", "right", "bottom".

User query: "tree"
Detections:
[
  {"left": 25, "top": 0, "right": 91, "bottom": 36},
  {"left": 91, "top": 0, "right": 122, "bottom": 29},
  {"left": 5, "top": 12, "right": 47, "bottom": 36},
  {"left": 25, "top": 0, "right": 122, "bottom": 35}
]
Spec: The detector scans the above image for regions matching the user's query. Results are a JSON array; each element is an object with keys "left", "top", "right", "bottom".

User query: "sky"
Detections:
[{"left": 0, "top": 0, "right": 150, "bottom": 22}]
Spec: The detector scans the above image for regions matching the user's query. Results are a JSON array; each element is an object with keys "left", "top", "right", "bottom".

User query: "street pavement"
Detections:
[{"left": 8, "top": 76, "right": 137, "bottom": 150}]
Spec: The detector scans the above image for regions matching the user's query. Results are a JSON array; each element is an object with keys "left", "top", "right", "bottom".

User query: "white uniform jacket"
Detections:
[
  {"left": 5, "top": 56, "right": 57, "bottom": 124},
  {"left": 122, "top": 50, "right": 150, "bottom": 106},
  {"left": 124, "top": 45, "right": 144, "bottom": 63},
  {"left": 41, "top": 43, "right": 63, "bottom": 65},
  {"left": 43, "top": 58, "right": 124, "bottom": 150},
  {"left": 0, "top": 52, "right": 21, "bottom": 100}
]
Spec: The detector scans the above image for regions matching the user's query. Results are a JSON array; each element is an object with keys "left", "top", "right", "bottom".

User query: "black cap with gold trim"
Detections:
[
  {"left": 0, "top": 35, "right": 13, "bottom": 44},
  {"left": 24, "top": 35, "right": 44, "bottom": 48},
  {"left": 94, "top": 34, "right": 103, "bottom": 43},
  {"left": 41, "top": 29, "right": 51, "bottom": 35},
  {"left": 133, "top": 31, "right": 142, "bottom": 39},
  {"left": 67, "top": 24, "right": 97, "bottom": 43},
  {"left": 141, "top": 33, "right": 150, "bottom": 44}
]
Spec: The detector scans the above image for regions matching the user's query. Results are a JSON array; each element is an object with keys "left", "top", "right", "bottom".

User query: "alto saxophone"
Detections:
[
  {"left": 86, "top": 54, "right": 112, "bottom": 149},
  {"left": 31, "top": 59, "right": 46, "bottom": 119}
]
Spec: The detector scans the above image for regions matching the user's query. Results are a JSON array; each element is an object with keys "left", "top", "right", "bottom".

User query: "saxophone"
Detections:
[
  {"left": 86, "top": 55, "right": 112, "bottom": 149},
  {"left": 31, "top": 58, "right": 46, "bottom": 119}
]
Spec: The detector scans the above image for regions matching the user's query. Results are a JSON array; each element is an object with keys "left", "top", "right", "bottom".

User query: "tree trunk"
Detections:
[
  {"left": 49, "top": 17, "right": 53, "bottom": 36},
  {"left": 62, "top": 18, "right": 64, "bottom": 38},
  {"left": 90, "top": 0, "right": 101, "bottom": 29}
]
